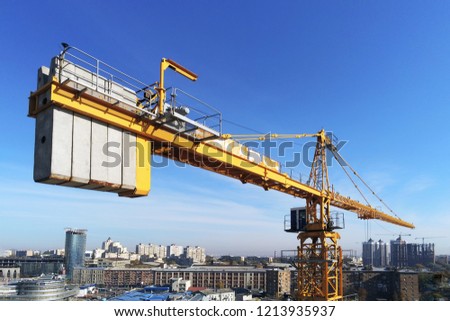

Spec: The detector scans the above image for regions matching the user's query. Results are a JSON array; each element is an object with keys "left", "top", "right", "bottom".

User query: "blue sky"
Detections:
[{"left": 1, "top": 0, "right": 450, "bottom": 256}]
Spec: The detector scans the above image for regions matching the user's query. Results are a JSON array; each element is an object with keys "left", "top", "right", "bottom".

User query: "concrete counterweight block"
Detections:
[
  {"left": 89, "top": 119, "right": 109, "bottom": 189},
  {"left": 120, "top": 131, "right": 137, "bottom": 192},
  {"left": 33, "top": 106, "right": 148, "bottom": 196},
  {"left": 68, "top": 114, "right": 91, "bottom": 187},
  {"left": 34, "top": 106, "right": 73, "bottom": 184}
]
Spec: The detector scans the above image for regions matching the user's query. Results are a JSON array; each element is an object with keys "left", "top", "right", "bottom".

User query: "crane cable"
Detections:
[
  {"left": 331, "top": 149, "right": 371, "bottom": 206},
  {"left": 329, "top": 147, "right": 401, "bottom": 220}
]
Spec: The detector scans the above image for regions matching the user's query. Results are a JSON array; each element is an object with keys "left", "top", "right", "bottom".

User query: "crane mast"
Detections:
[
  {"left": 299, "top": 130, "right": 341, "bottom": 300},
  {"left": 28, "top": 44, "right": 414, "bottom": 301}
]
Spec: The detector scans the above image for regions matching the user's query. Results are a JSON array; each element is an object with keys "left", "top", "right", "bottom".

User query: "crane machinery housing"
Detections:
[{"left": 28, "top": 44, "right": 415, "bottom": 301}]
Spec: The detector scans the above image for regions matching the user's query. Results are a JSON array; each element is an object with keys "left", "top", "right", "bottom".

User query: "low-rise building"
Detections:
[
  {"left": 0, "top": 250, "right": 13, "bottom": 258},
  {"left": 0, "top": 275, "right": 77, "bottom": 301},
  {"left": 343, "top": 269, "right": 419, "bottom": 301},
  {"left": 0, "top": 257, "right": 63, "bottom": 277},
  {"left": 104, "top": 268, "right": 154, "bottom": 288},
  {"left": 233, "top": 288, "right": 253, "bottom": 301},
  {"left": 195, "top": 288, "right": 235, "bottom": 301},
  {"left": 153, "top": 266, "right": 266, "bottom": 290},
  {"left": 15, "top": 250, "right": 35, "bottom": 257},
  {"left": 435, "top": 255, "right": 449, "bottom": 265},
  {"left": 85, "top": 258, "right": 130, "bottom": 268},
  {"left": 169, "top": 278, "right": 192, "bottom": 293},
  {"left": 72, "top": 267, "right": 105, "bottom": 285},
  {"left": 0, "top": 265, "right": 20, "bottom": 281},
  {"left": 64, "top": 265, "right": 299, "bottom": 297},
  {"left": 266, "top": 267, "right": 291, "bottom": 298}
]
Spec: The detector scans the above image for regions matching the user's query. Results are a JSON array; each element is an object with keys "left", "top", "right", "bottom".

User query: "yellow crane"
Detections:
[
  {"left": 220, "top": 131, "right": 414, "bottom": 300},
  {"left": 28, "top": 44, "right": 414, "bottom": 301}
]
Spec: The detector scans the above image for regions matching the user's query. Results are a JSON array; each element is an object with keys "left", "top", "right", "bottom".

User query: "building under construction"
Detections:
[
  {"left": 362, "top": 237, "right": 435, "bottom": 268},
  {"left": 406, "top": 243, "right": 435, "bottom": 266},
  {"left": 390, "top": 238, "right": 435, "bottom": 268}
]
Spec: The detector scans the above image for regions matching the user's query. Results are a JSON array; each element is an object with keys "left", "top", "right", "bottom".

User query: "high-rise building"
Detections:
[
  {"left": 102, "top": 237, "right": 113, "bottom": 251},
  {"left": 15, "top": 250, "right": 34, "bottom": 257},
  {"left": 363, "top": 239, "right": 389, "bottom": 267},
  {"left": 365, "top": 237, "right": 436, "bottom": 268},
  {"left": 167, "top": 244, "right": 184, "bottom": 258},
  {"left": 185, "top": 246, "right": 206, "bottom": 263},
  {"left": 101, "top": 237, "right": 128, "bottom": 255},
  {"left": 64, "top": 228, "right": 87, "bottom": 280},
  {"left": 136, "top": 243, "right": 149, "bottom": 256},
  {"left": 362, "top": 239, "right": 375, "bottom": 267},
  {"left": 390, "top": 237, "right": 407, "bottom": 268},
  {"left": 374, "top": 240, "right": 388, "bottom": 267},
  {"left": 136, "top": 243, "right": 167, "bottom": 259}
]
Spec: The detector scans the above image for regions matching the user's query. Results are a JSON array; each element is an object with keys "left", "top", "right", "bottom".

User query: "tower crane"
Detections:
[
  {"left": 376, "top": 233, "right": 412, "bottom": 240},
  {"left": 27, "top": 44, "right": 415, "bottom": 301},
  {"left": 221, "top": 131, "right": 414, "bottom": 300},
  {"left": 415, "top": 236, "right": 445, "bottom": 245}
]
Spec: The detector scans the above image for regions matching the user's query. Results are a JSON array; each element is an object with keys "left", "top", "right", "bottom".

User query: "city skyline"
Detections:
[
  {"left": 1, "top": 1, "right": 450, "bottom": 256},
  {"left": 0, "top": 231, "right": 442, "bottom": 259}
]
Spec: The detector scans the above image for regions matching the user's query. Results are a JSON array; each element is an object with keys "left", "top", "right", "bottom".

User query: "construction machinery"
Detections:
[
  {"left": 28, "top": 44, "right": 415, "bottom": 301},
  {"left": 377, "top": 233, "right": 412, "bottom": 239},
  {"left": 415, "top": 237, "right": 444, "bottom": 265},
  {"left": 415, "top": 236, "right": 445, "bottom": 244}
]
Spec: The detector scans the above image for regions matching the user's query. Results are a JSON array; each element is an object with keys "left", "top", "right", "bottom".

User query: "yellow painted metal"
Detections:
[
  {"left": 134, "top": 136, "right": 151, "bottom": 197},
  {"left": 225, "top": 129, "right": 412, "bottom": 301},
  {"left": 221, "top": 133, "right": 318, "bottom": 141},
  {"left": 297, "top": 230, "right": 342, "bottom": 301},
  {"left": 299, "top": 191, "right": 343, "bottom": 300},
  {"left": 29, "top": 79, "right": 323, "bottom": 194},
  {"left": 28, "top": 78, "right": 414, "bottom": 228},
  {"left": 119, "top": 137, "right": 151, "bottom": 197},
  {"left": 222, "top": 131, "right": 415, "bottom": 229},
  {"left": 157, "top": 58, "right": 198, "bottom": 115}
]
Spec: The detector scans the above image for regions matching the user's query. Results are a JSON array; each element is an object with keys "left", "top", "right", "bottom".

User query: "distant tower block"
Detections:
[{"left": 64, "top": 228, "right": 87, "bottom": 280}]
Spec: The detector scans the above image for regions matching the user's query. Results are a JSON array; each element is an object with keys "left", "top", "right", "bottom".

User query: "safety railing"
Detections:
[
  {"left": 169, "top": 88, "right": 222, "bottom": 135},
  {"left": 52, "top": 44, "right": 223, "bottom": 139},
  {"left": 57, "top": 43, "right": 156, "bottom": 110}
]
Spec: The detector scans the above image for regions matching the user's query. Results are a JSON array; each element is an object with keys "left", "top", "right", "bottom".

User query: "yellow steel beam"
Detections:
[
  {"left": 29, "top": 78, "right": 415, "bottom": 229},
  {"left": 330, "top": 192, "right": 414, "bottom": 228},
  {"left": 34, "top": 79, "right": 323, "bottom": 198}
]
